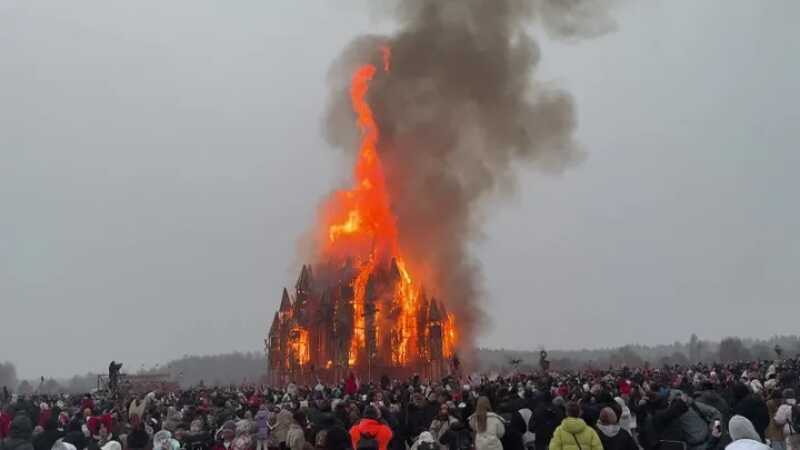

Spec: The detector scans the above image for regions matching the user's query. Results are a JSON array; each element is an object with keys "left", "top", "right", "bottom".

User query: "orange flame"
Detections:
[
  {"left": 291, "top": 328, "right": 310, "bottom": 366},
  {"left": 320, "top": 48, "right": 458, "bottom": 369}
]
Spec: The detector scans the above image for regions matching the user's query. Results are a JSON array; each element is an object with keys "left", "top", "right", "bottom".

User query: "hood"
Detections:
[
  {"left": 597, "top": 424, "right": 620, "bottom": 438},
  {"left": 356, "top": 418, "right": 387, "bottom": 436},
  {"left": 727, "top": 439, "right": 769, "bottom": 450},
  {"left": 729, "top": 415, "right": 761, "bottom": 442},
  {"left": 10, "top": 415, "right": 34, "bottom": 439},
  {"left": 561, "top": 418, "right": 588, "bottom": 435}
]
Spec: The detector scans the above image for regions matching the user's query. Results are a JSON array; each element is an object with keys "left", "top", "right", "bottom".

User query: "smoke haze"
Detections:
[{"left": 323, "top": 0, "right": 614, "bottom": 350}]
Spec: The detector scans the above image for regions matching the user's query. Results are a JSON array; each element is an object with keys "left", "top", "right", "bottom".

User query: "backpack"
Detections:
[
  {"left": 315, "top": 429, "right": 328, "bottom": 449},
  {"left": 453, "top": 428, "right": 474, "bottom": 450},
  {"left": 357, "top": 433, "right": 379, "bottom": 450},
  {"left": 790, "top": 404, "right": 800, "bottom": 435},
  {"left": 518, "top": 408, "right": 536, "bottom": 448}
]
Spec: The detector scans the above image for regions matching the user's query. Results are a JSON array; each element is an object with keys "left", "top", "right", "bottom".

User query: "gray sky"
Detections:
[{"left": 2, "top": 0, "right": 798, "bottom": 379}]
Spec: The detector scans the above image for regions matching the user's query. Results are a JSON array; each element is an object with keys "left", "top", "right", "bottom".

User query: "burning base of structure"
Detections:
[{"left": 266, "top": 262, "right": 457, "bottom": 385}]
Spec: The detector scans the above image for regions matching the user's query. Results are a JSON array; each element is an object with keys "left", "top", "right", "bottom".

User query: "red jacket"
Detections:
[
  {"left": 0, "top": 413, "right": 11, "bottom": 440},
  {"left": 38, "top": 409, "right": 53, "bottom": 428},
  {"left": 618, "top": 380, "right": 632, "bottom": 397},
  {"left": 344, "top": 374, "right": 358, "bottom": 396},
  {"left": 87, "top": 414, "right": 114, "bottom": 435},
  {"left": 350, "top": 419, "right": 392, "bottom": 450}
]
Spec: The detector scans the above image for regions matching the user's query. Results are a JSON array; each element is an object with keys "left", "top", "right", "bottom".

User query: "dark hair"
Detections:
[
  {"left": 363, "top": 406, "right": 380, "bottom": 420},
  {"left": 292, "top": 411, "right": 306, "bottom": 427},
  {"left": 565, "top": 401, "right": 581, "bottom": 418}
]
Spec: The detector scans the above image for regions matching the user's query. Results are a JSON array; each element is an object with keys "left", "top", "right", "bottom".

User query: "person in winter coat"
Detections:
[
  {"left": 314, "top": 412, "right": 350, "bottom": 450},
  {"left": 406, "top": 394, "right": 435, "bottom": 445},
  {"left": 350, "top": 406, "right": 393, "bottom": 450},
  {"left": 438, "top": 419, "right": 472, "bottom": 450},
  {"left": 595, "top": 408, "right": 636, "bottom": 450},
  {"left": 534, "top": 394, "right": 564, "bottom": 450},
  {"left": 765, "top": 390, "right": 786, "bottom": 450},
  {"left": 548, "top": 402, "right": 602, "bottom": 450},
  {"left": 0, "top": 415, "right": 35, "bottom": 450},
  {"left": 429, "top": 404, "right": 459, "bottom": 450},
  {"left": 773, "top": 389, "right": 799, "bottom": 450},
  {"left": 726, "top": 415, "right": 769, "bottom": 450},
  {"left": 211, "top": 422, "right": 236, "bottom": 450},
  {"left": 274, "top": 407, "right": 294, "bottom": 450},
  {"left": 32, "top": 416, "right": 63, "bottom": 450},
  {"left": 232, "top": 424, "right": 253, "bottom": 450},
  {"left": 640, "top": 390, "right": 721, "bottom": 450},
  {"left": 255, "top": 405, "right": 271, "bottom": 450},
  {"left": 285, "top": 412, "right": 307, "bottom": 450},
  {"left": 0, "top": 407, "right": 11, "bottom": 440},
  {"left": 469, "top": 397, "right": 506, "bottom": 450},
  {"left": 125, "top": 415, "right": 149, "bottom": 450},
  {"left": 732, "top": 384, "right": 770, "bottom": 441},
  {"left": 153, "top": 430, "right": 181, "bottom": 450}
]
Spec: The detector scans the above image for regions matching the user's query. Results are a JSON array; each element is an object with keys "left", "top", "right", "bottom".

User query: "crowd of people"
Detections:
[{"left": 1, "top": 357, "right": 799, "bottom": 450}]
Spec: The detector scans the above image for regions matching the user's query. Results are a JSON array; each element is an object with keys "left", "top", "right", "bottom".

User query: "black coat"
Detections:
[
  {"left": 532, "top": 403, "right": 563, "bottom": 450},
  {"left": 732, "top": 395, "right": 769, "bottom": 440},
  {"left": 32, "top": 429, "right": 63, "bottom": 450},
  {"left": 404, "top": 403, "right": 435, "bottom": 442},
  {"left": 127, "top": 426, "right": 150, "bottom": 449},
  {"left": 322, "top": 426, "right": 351, "bottom": 450},
  {"left": 597, "top": 428, "right": 638, "bottom": 450}
]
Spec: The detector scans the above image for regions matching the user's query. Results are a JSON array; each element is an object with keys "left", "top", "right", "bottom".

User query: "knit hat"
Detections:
[
  {"left": 729, "top": 415, "right": 761, "bottom": 442},
  {"left": 101, "top": 441, "right": 122, "bottom": 450}
]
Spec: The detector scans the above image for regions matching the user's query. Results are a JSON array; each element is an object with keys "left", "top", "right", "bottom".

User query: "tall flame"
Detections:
[{"left": 320, "top": 50, "right": 457, "bottom": 368}]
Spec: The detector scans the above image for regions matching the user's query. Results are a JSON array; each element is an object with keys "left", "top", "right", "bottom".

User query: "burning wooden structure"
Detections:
[
  {"left": 266, "top": 263, "right": 456, "bottom": 385},
  {"left": 265, "top": 48, "right": 461, "bottom": 385}
]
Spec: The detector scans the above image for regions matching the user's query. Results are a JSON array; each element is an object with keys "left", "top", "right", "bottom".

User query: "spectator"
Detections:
[
  {"left": 255, "top": 405, "right": 271, "bottom": 450},
  {"left": 469, "top": 397, "right": 505, "bottom": 450},
  {"left": 727, "top": 415, "right": 769, "bottom": 450},
  {"left": 595, "top": 407, "right": 637, "bottom": 450},
  {"left": 773, "top": 389, "right": 798, "bottom": 450},
  {"left": 1, "top": 415, "right": 35, "bottom": 450},
  {"left": 732, "top": 383, "right": 770, "bottom": 441},
  {"left": 549, "top": 402, "right": 601, "bottom": 450},
  {"left": 286, "top": 411, "right": 306, "bottom": 450},
  {"left": 350, "top": 406, "right": 393, "bottom": 450}
]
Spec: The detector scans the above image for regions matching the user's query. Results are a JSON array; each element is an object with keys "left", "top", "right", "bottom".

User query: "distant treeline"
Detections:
[
  {"left": 3, "top": 335, "right": 800, "bottom": 393},
  {"left": 476, "top": 334, "right": 800, "bottom": 372}
]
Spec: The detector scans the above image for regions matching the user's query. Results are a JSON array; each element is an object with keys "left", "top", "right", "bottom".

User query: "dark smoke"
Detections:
[{"left": 324, "top": 0, "right": 614, "bottom": 354}]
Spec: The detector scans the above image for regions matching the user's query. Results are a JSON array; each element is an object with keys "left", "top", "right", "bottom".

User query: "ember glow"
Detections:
[{"left": 266, "top": 50, "right": 459, "bottom": 383}]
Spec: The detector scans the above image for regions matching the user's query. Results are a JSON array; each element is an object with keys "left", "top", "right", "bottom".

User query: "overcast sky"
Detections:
[{"left": 2, "top": 0, "right": 798, "bottom": 379}]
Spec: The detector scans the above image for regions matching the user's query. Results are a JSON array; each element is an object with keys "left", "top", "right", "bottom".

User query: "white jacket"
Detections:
[
  {"left": 469, "top": 413, "right": 506, "bottom": 450},
  {"left": 774, "top": 403, "right": 795, "bottom": 436},
  {"left": 726, "top": 439, "right": 770, "bottom": 450}
]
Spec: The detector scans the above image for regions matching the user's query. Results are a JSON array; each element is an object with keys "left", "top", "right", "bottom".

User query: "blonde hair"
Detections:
[{"left": 474, "top": 396, "right": 492, "bottom": 432}]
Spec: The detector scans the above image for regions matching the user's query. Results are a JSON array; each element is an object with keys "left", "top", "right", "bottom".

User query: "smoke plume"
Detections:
[{"left": 322, "top": 0, "right": 614, "bottom": 352}]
